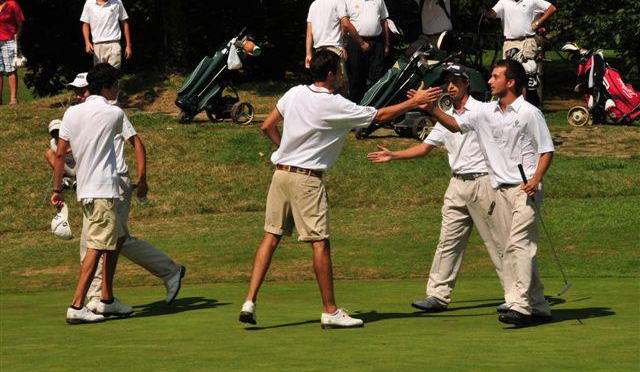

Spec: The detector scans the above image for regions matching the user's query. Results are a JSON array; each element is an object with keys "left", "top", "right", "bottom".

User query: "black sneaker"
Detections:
[
  {"left": 532, "top": 312, "right": 553, "bottom": 323},
  {"left": 498, "top": 310, "right": 533, "bottom": 326}
]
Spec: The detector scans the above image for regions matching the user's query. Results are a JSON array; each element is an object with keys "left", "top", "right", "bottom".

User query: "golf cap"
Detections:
[
  {"left": 67, "top": 73, "right": 88, "bottom": 88},
  {"left": 442, "top": 64, "right": 470, "bottom": 80},
  {"left": 51, "top": 204, "right": 72, "bottom": 240},
  {"left": 48, "top": 119, "right": 62, "bottom": 134}
]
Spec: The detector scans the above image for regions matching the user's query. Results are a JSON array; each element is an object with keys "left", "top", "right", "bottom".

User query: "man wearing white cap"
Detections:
[
  {"left": 50, "top": 70, "right": 185, "bottom": 312},
  {"left": 367, "top": 64, "right": 505, "bottom": 312}
]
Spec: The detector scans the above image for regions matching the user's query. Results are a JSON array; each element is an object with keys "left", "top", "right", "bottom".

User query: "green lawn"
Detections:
[
  {"left": 0, "top": 69, "right": 33, "bottom": 105},
  {"left": 1, "top": 278, "right": 637, "bottom": 372}
]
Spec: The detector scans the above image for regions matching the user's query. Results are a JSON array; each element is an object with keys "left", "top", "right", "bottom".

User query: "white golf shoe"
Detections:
[
  {"left": 320, "top": 309, "right": 364, "bottom": 329},
  {"left": 85, "top": 298, "right": 101, "bottom": 313},
  {"left": 66, "top": 306, "right": 105, "bottom": 324},
  {"left": 238, "top": 301, "right": 257, "bottom": 325},
  {"left": 95, "top": 298, "right": 134, "bottom": 317},
  {"left": 164, "top": 266, "right": 186, "bottom": 304}
]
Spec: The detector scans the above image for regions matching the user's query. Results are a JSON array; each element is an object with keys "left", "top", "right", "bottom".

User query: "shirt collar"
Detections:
[
  {"left": 493, "top": 95, "right": 525, "bottom": 113},
  {"left": 307, "top": 84, "right": 331, "bottom": 94},
  {"left": 86, "top": 95, "right": 109, "bottom": 103}
]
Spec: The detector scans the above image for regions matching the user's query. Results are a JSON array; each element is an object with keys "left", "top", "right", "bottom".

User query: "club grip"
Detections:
[{"left": 517, "top": 164, "right": 528, "bottom": 184}]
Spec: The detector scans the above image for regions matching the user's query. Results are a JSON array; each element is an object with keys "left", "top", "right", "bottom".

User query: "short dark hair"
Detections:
[
  {"left": 494, "top": 59, "right": 526, "bottom": 94},
  {"left": 87, "top": 63, "right": 120, "bottom": 95},
  {"left": 310, "top": 50, "right": 340, "bottom": 82}
]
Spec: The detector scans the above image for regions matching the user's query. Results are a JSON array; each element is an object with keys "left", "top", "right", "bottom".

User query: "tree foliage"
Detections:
[{"left": 19, "top": 0, "right": 637, "bottom": 96}]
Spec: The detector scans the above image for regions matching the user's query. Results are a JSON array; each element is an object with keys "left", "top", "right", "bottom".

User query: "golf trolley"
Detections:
[
  {"left": 175, "top": 28, "right": 261, "bottom": 125},
  {"left": 355, "top": 31, "right": 489, "bottom": 140},
  {"left": 562, "top": 43, "right": 640, "bottom": 127}
]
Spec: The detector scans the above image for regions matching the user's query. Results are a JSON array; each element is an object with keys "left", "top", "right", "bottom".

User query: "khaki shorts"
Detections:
[
  {"left": 264, "top": 170, "right": 329, "bottom": 242},
  {"left": 81, "top": 198, "right": 124, "bottom": 251}
]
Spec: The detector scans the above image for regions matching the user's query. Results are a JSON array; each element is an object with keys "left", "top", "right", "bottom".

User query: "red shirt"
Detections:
[{"left": 0, "top": 1, "right": 25, "bottom": 41}]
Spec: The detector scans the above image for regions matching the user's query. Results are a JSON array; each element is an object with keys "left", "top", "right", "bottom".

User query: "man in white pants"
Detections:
[
  {"left": 238, "top": 50, "right": 440, "bottom": 329},
  {"left": 424, "top": 59, "right": 554, "bottom": 326},
  {"left": 367, "top": 64, "right": 504, "bottom": 311},
  {"left": 52, "top": 63, "right": 132, "bottom": 324}
]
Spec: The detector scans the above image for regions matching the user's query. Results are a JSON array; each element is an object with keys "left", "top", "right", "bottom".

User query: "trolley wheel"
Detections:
[
  {"left": 231, "top": 102, "right": 255, "bottom": 126},
  {"left": 417, "top": 116, "right": 437, "bottom": 140},
  {"left": 567, "top": 106, "right": 590, "bottom": 127},
  {"left": 178, "top": 111, "right": 193, "bottom": 124},
  {"left": 438, "top": 94, "right": 454, "bottom": 112}
]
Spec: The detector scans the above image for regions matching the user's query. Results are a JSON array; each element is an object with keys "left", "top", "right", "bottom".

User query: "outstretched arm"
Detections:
[
  {"left": 367, "top": 143, "right": 435, "bottom": 163},
  {"left": 261, "top": 108, "right": 284, "bottom": 147},
  {"left": 373, "top": 84, "right": 441, "bottom": 124}
]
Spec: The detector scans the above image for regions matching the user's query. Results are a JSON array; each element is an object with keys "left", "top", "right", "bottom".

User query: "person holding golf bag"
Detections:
[
  {"left": 367, "top": 63, "right": 505, "bottom": 312},
  {"left": 423, "top": 59, "right": 554, "bottom": 326},
  {"left": 239, "top": 50, "right": 441, "bottom": 329}
]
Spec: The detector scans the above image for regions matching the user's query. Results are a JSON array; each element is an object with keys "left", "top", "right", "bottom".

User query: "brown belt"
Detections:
[
  {"left": 505, "top": 36, "right": 535, "bottom": 42},
  {"left": 276, "top": 164, "right": 323, "bottom": 178}
]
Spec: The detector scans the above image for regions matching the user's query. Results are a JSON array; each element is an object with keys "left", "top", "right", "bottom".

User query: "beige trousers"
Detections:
[
  {"left": 80, "top": 175, "right": 180, "bottom": 301},
  {"left": 93, "top": 40, "right": 122, "bottom": 69},
  {"left": 426, "top": 176, "right": 504, "bottom": 304},
  {"left": 494, "top": 185, "right": 550, "bottom": 316}
]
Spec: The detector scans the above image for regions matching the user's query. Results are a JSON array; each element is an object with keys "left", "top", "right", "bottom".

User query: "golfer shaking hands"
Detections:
[{"left": 239, "top": 50, "right": 440, "bottom": 329}]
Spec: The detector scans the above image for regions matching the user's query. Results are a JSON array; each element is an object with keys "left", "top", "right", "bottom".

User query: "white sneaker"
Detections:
[
  {"left": 164, "top": 266, "right": 186, "bottom": 304},
  {"left": 85, "top": 298, "right": 101, "bottom": 313},
  {"left": 95, "top": 298, "right": 134, "bottom": 317},
  {"left": 320, "top": 309, "right": 364, "bottom": 329},
  {"left": 66, "top": 306, "right": 105, "bottom": 324},
  {"left": 238, "top": 301, "right": 256, "bottom": 325}
]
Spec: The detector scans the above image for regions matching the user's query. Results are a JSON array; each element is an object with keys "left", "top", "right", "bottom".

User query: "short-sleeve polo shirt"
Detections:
[
  {"left": 492, "top": 0, "right": 552, "bottom": 39},
  {"left": 307, "top": 0, "right": 349, "bottom": 49},
  {"left": 346, "top": 0, "right": 389, "bottom": 38},
  {"left": 80, "top": 0, "right": 129, "bottom": 43}
]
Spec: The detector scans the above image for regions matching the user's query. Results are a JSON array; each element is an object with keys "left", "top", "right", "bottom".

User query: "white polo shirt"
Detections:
[
  {"left": 50, "top": 138, "right": 77, "bottom": 170},
  {"left": 80, "top": 0, "right": 129, "bottom": 43},
  {"left": 424, "top": 96, "right": 488, "bottom": 174},
  {"left": 59, "top": 95, "right": 124, "bottom": 201},
  {"left": 457, "top": 96, "right": 554, "bottom": 188},
  {"left": 271, "top": 84, "right": 377, "bottom": 171},
  {"left": 307, "top": 0, "right": 349, "bottom": 49},
  {"left": 492, "top": 0, "right": 551, "bottom": 39},
  {"left": 346, "top": 0, "right": 389, "bottom": 37},
  {"left": 414, "top": 0, "right": 452, "bottom": 35},
  {"left": 114, "top": 114, "right": 137, "bottom": 174}
]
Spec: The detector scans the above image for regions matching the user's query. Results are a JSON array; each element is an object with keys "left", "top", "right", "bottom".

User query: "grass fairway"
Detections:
[{"left": 1, "top": 278, "right": 637, "bottom": 372}]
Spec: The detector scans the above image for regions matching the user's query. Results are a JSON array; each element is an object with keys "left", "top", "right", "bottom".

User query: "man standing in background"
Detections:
[
  {"left": 81, "top": 0, "right": 132, "bottom": 69},
  {"left": 405, "top": 0, "right": 452, "bottom": 56}
]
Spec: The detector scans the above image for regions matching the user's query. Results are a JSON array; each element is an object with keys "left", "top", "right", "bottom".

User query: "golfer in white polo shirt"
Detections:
[
  {"left": 239, "top": 50, "right": 440, "bottom": 329},
  {"left": 367, "top": 64, "right": 505, "bottom": 312},
  {"left": 80, "top": 0, "right": 132, "bottom": 68},
  {"left": 52, "top": 63, "right": 132, "bottom": 324},
  {"left": 424, "top": 59, "right": 554, "bottom": 326}
]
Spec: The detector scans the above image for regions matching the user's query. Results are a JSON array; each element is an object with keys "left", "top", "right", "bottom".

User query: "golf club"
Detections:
[
  {"left": 40, "top": 173, "right": 54, "bottom": 206},
  {"left": 518, "top": 164, "right": 572, "bottom": 296}
]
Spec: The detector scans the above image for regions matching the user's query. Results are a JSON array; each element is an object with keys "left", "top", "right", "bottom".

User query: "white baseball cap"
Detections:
[
  {"left": 51, "top": 204, "right": 72, "bottom": 240},
  {"left": 67, "top": 72, "right": 88, "bottom": 88},
  {"left": 48, "top": 119, "right": 62, "bottom": 134}
]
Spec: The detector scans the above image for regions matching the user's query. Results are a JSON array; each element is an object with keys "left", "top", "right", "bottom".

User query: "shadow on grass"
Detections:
[
  {"left": 244, "top": 319, "right": 320, "bottom": 331},
  {"left": 125, "top": 297, "right": 230, "bottom": 319},
  {"left": 502, "top": 307, "right": 616, "bottom": 330}
]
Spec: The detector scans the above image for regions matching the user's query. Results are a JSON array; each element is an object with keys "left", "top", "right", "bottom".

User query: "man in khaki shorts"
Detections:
[
  {"left": 52, "top": 63, "right": 133, "bottom": 324},
  {"left": 367, "top": 64, "right": 505, "bottom": 312},
  {"left": 80, "top": 0, "right": 132, "bottom": 68},
  {"left": 423, "top": 59, "right": 555, "bottom": 326},
  {"left": 238, "top": 50, "right": 440, "bottom": 329}
]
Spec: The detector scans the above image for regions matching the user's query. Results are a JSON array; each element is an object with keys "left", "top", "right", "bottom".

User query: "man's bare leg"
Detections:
[
  {"left": 311, "top": 239, "right": 338, "bottom": 314},
  {"left": 101, "top": 237, "right": 125, "bottom": 301},
  {"left": 70, "top": 248, "right": 103, "bottom": 308},
  {"left": 245, "top": 233, "right": 281, "bottom": 302}
]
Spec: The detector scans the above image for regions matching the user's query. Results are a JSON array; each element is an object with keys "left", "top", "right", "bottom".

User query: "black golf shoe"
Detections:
[
  {"left": 498, "top": 310, "right": 533, "bottom": 326},
  {"left": 532, "top": 312, "right": 553, "bottom": 323}
]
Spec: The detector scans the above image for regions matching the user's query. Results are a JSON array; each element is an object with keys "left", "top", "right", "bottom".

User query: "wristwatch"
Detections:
[{"left": 53, "top": 189, "right": 63, "bottom": 193}]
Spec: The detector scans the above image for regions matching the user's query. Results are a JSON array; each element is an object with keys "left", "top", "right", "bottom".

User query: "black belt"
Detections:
[
  {"left": 452, "top": 172, "right": 487, "bottom": 181},
  {"left": 505, "top": 35, "right": 535, "bottom": 42},
  {"left": 276, "top": 164, "right": 323, "bottom": 178},
  {"left": 498, "top": 183, "right": 520, "bottom": 189},
  {"left": 361, "top": 35, "right": 383, "bottom": 42}
]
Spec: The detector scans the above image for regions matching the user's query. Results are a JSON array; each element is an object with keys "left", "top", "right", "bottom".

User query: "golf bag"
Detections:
[
  {"left": 355, "top": 39, "right": 487, "bottom": 140},
  {"left": 504, "top": 38, "right": 543, "bottom": 107},
  {"left": 562, "top": 44, "right": 639, "bottom": 126},
  {"left": 175, "top": 28, "right": 261, "bottom": 125}
]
